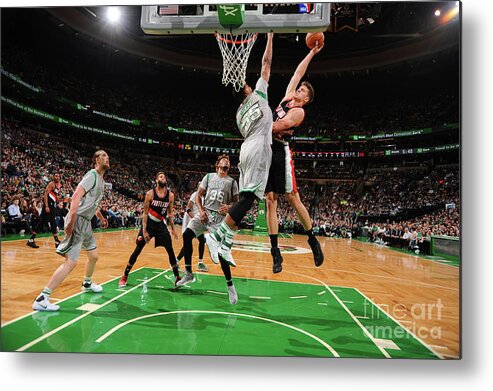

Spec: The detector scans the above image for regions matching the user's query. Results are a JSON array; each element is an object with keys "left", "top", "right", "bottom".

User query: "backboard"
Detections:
[{"left": 140, "top": 3, "right": 331, "bottom": 35}]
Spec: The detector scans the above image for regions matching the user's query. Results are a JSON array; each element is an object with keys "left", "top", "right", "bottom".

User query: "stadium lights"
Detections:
[
  {"left": 435, "top": 10, "right": 441, "bottom": 17},
  {"left": 107, "top": 7, "right": 121, "bottom": 24}
]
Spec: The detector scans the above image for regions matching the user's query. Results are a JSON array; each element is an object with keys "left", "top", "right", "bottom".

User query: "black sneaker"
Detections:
[
  {"left": 271, "top": 247, "right": 283, "bottom": 274},
  {"left": 308, "top": 236, "right": 324, "bottom": 266},
  {"left": 55, "top": 241, "right": 61, "bottom": 248},
  {"left": 26, "top": 240, "right": 39, "bottom": 249}
]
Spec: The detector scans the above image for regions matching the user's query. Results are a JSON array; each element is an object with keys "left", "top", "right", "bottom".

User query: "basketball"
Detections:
[{"left": 305, "top": 32, "right": 324, "bottom": 49}]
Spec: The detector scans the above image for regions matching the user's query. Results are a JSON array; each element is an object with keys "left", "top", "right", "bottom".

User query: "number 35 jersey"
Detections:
[
  {"left": 236, "top": 77, "right": 273, "bottom": 144},
  {"left": 235, "top": 77, "right": 273, "bottom": 198},
  {"left": 199, "top": 173, "right": 239, "bottom": 213}
]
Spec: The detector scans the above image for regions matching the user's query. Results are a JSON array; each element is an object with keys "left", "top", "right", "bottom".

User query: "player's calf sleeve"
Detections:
[
  {"left": 165, "top": 243, "right": 179, "bottom": 277},
  {"left": 198, "top": 234, "right": 205, "bottom": 259},
  {"left": 228, "top": 192, "right": 257, "bottom": 225},
  {"left": 126, "top": 244, "right": 144, "bottom": 275},
  {"left": 182, "top": 228, "right": 196, "bottom": 272},
  {"left": 219, "top": 256, "right": 233, "bottom": 286}
]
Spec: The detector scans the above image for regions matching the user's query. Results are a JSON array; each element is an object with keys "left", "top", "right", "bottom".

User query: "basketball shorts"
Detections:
[
  {"left": 182, "top": 212, "right": 192, "bottom": 235},
  {"left": 136, "top": 219, "right": 171, "bottom": 248},
  {"left": 265, "top": 140, "right": 297, "bottom": 194},
  {"left": 56, "top": 215, "right": 96, "bottom": 261},
  {"left": 186, "top": 209, "right": 225, "bottom": 237},
  {"left": 238, "top": 136, "right": 272, "bottom": 199}
]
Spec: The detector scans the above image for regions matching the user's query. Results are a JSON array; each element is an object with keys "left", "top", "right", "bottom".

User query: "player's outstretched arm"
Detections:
[
  {"left": 283, "top": 41, "right": 323, "bottom": 100},
  {"left": 261, "top": 33, "right": 274, "bottom": 82}
]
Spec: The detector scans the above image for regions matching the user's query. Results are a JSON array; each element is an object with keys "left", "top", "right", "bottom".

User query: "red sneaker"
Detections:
[{"left": 118, "top": 275, "right": 128, "bottom": 288}]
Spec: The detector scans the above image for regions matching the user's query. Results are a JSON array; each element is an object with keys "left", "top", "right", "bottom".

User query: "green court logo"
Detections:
[{"left": 232, "top": 240, "right": 311, "bottom": 254}]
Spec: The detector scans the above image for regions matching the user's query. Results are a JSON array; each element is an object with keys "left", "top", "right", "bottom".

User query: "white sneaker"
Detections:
[
  {"left": 227, "top": 285, "right": 238, "bottom": 305},
  {"left": 219, "top": 246, "right": 236, "bottom": 267},
  {"left": 205, "top": 233, "right": 220, "bottom": 264},
  {"left": 197, "top": 262, "right": 209, "bottom": 272},
  {"left": 176, "top": 271, "right": 196, "bottom": 287},
  {"left": 81, "top": 282, "right": 103, "bottom": 293},
  {"left": 32, "top": 296, "right": 60, "bottom": 312}
]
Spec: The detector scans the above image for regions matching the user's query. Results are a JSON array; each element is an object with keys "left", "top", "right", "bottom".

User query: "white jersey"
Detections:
[
  {"left": 77, "top": 169, "right": 105, "bottom": 220},
  {"left": 236, "top": 77, "right": 273, "bottom": 144},
  {"left": 235, "top": 77, "right": 273, "bottom": 199},
  {"left": 199, "top": 173, "right": 239, "bottom": 212},
  {"left": 182, "top": 191, "right": 202, "bottom": 234}
]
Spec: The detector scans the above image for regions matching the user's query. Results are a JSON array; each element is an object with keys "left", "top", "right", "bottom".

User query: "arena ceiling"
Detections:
[{"left": 2, "top": 3, "right": 460, "bottom": 77}]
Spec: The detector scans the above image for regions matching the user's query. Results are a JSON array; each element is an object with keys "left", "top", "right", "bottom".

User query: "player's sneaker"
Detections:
[
  {"left": 26, "top": 240, "right": 39, "bottom": 249},
  {"left": 174, "top": 275, "right": 181, "bottom": 288},
  {"left": 81, "top": 281, "right": 103, "bottom": 293},
  {"left": 271, "top": 247, "right": 283, "bottom": 274},
  {"left": 205, "top": 233, "right": 220, "bottom": 264},
  {"left": 32, "top": 295, "right": 60, "bottom": 312},
  {"left": 197, "top": 262, "right": 209, "bottom": 272},
  {"left": 55, "top": 240, "right": 61, "bottom": 248},
  {"left": 308, "top": 236, "right": 324, "bottom": 267},
  {"left": 118, "top": 275, "right": 128, "bottom": 288},
  {"left": 176, "top": 271, "right": 196, "bottom": 287},
  {"left": 227, "top": 285, "right": 238, "bottom": 305},
  {"left": 219, "top": 247, "right": 236, "bottom": 267}
]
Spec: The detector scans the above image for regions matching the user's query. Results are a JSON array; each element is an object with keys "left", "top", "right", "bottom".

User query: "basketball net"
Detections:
[{"left": 215, "top": 32, "right": 258, "bottom": 92}]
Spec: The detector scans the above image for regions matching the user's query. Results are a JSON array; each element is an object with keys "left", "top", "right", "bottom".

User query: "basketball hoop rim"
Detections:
[{"left": 214, "top": 32, "right": 258, "bottom": 45}]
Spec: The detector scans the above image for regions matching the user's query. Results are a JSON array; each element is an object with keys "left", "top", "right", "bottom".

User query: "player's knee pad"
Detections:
[{"left": 229, "top": 192, "right": 257, "bottom": 225}]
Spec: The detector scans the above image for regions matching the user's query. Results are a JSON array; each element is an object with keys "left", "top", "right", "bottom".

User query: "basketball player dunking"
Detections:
[
  {"left": 205, "top": 33, "right": 274, "bottom": 286},
  {"left": 265, "top": 40, "right": 324, "bottom": 273},
  {"left": 118, "top": 171, "right": 180, "bottom": 288}
]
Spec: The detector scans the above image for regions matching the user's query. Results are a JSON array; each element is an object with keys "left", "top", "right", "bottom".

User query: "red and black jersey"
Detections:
[
  {"left": 148, "top": 188, "right": 170, "bottom": 223},
  {"left": 47, "top": 183, "right": 62, "bottom": 209},
  {"left": 273, "top": 99, "right": 305, "bottom": 136}
]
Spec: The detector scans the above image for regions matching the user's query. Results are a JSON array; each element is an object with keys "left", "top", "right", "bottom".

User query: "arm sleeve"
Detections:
[{"left": 78, "top": 170, "right": 97, "bottom": 193}]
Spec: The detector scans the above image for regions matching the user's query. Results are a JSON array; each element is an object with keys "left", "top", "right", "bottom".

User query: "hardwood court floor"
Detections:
[{"left": 1, "top": 228, "right": 459, "bottom": 358}]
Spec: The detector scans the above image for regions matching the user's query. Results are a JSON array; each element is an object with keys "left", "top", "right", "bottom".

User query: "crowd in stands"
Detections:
[
  {"left": 2, "top": 42, "right": 459, "bottom": 142},
  {"left": 366, "top": 200, "right": 460, "bottom": 255},
  {"left": 1, "top": 117, "right": 460, "bottom": 259},
  {"left": 303, "top": 93, "right": 458, "bottom": 137}
]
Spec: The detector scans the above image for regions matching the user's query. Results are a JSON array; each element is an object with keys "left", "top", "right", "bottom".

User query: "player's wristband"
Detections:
[{"left": 186, "top": 208, "right": 192, "bottom": 213}]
